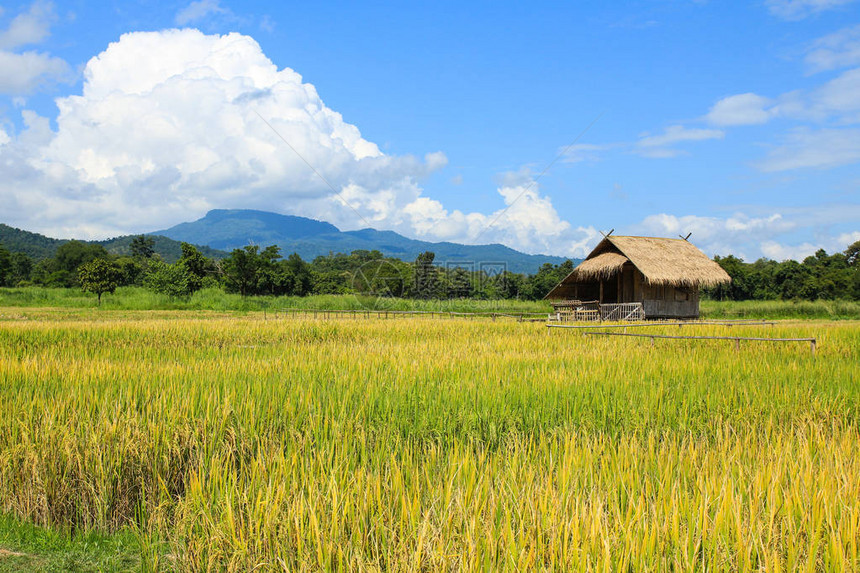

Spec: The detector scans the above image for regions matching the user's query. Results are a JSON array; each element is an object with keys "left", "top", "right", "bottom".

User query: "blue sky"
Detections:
[{"left": 0, "top": 0, "right": 859, "bottom": 260}]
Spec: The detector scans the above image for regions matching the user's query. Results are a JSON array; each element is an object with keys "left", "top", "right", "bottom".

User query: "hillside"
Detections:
[
  {"left": 96, "top": 235, "right": 226, "bottom": 262},
  {"left": 0, "top": 224, "right": 225, "bottom": 264},
  {"left": 0, "top": 224, "right": 66, "bottom": 259}
]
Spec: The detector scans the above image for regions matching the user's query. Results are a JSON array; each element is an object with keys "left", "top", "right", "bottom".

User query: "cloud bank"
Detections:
[{"left": 0, "top": 28, "right": 598, "bottom": 255}]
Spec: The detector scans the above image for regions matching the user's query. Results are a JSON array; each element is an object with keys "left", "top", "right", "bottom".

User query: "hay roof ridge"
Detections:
[{"left": 546, "top": 235, "right": 730, "bottom": 298}]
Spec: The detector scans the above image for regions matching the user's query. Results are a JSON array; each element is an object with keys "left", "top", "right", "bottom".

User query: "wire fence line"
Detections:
[
  {"left": 546, "top": 320, "right": 777, "bottom": 331},
  {"left": 271, "top": 308, "right": 550, "bottom": 322},
  {"left": 580, "top": 331, "right": 817, "bottom": 355}
]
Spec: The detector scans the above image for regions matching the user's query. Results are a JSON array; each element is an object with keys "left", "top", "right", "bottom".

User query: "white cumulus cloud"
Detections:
[
  {"left": 706, "top": 93, "right": 776, "bottom": 126},
  {"left": 0, "top": 28, "right": 592, "bottom": 257},
  {"left": 632, "top": 213, "right": 796, "bottom": 259},
  {"left": 760, "top": 240, "right": 823, "bottom": 261}
]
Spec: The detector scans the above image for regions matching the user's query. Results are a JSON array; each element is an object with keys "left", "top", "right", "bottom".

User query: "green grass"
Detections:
[
  {"left": 0, "top": 286, "right": 553, "bottom": 314},
  {"left": 0, "top": 514, "right": 142, "bottom": 573},
  {"left": 3, "top": 285, "right": 859, "bottom": 320},
  {"left": 701, "top": 298, "right": 860, "bottom": 320}
]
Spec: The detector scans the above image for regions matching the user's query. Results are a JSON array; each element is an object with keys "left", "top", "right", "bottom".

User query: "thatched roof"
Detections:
[
  {"left": 572, "top": 252, "right": 629, "bottom": 280},
  {"left": 545, "top": 235, "right": 730, "bottom": 299}
]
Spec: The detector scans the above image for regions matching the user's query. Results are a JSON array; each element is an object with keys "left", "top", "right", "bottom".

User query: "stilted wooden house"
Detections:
[{"left": 545, "top": 236, "right": 731, "bottom": 320}]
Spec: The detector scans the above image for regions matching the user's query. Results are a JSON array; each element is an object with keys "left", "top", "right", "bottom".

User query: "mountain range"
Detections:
[
  {"left": 154, "top": 210, "right": 570, "bottom": 273},
  {"left": 1, "top": 209, "right": 573, "bottom": 273}
]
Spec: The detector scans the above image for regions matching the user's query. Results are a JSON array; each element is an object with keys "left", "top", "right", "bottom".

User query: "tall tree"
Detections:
[
  {"left": 0, "top": 243, "right": 11, "bottom": 287},
  {"left": 78, "top": 258, "right": 122, "bottom": 305},
  {"left": 144, "top": 260, "right": 191, "bottom": 298},
  {"left": 284, "top": 253, "right": 312, "bottom": 295},
  {"left": 178, "top": 242, "right": 210, "bottom": 292},
  {"left": 846, "top": 240, "right": 860, "bottom": 267},
  {"left": 447, "top": 267, "right": 473, "bottom": 298},
  {"left": 222, "top": 246, "right": 260, "bottom": 296},
  {"left": 9, "top": 252, "right": 33, "bottom": 285},
  {"left": 130, "top": 235, "right": 156, "bottom": 259},
  {"left": 413, "top": 251, "right": 440, "bottom": 299},
  {"left": 53, "top": 241, "right": 110, "bottom": 287}
]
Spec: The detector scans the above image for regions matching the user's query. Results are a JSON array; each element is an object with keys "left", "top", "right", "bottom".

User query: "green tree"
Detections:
[
  {"left": 114, "top": 257, "right": 143, "bottom": 286},
  {"left": 711, "top": 255, "right": 754, "bottom": 300},
  {"left": 144, "top": 260, "right": 191, "bottom": 298},
  {"left": 53, "top": 241, "right": 110, "bottom": 286},
  {"left": 222, "top": 246, "right": 261, "bottom": 296},
  {"left": 492, "top": 270, "right": 525, "bottom": 299},
  {"left": 844, "top": 240, "right": 860, "bottom": 267},
  {"left": 130, "top": 235, "right": 156, "bottom": 259},
  {"left": 774, "top": 260, "right": 808, "bottom": 300},
  {"left": 311, "top": 270, "right": 351, "bottom": 294},
  {"left": 525, "top": 260, "right": 575, "bottom": 300},
  {"left": 10, "top": 252, "right": 33, "bottom": 285},
  {"left": 0, "top": 243, "right": 11, "bottom": 286},
  {"left": 178, "top": 242, "right": 211, "bottom": 292},
  {"left": 447, "top": 267, "right": 473, "bottom": 298},
  {"left": 78, "top": 258, "right": 122, "bottom": 305},
  {"left": 256, "top": 245, "right": 285, "bottom": 295},
  {"left": 284, "top": 253, "right": 312, "bottom": 295},
  {"left": 412, "top": 251, "right": 440, "bottom": 299}
]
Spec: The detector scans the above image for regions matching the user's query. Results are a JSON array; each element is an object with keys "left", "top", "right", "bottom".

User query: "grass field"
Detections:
[
  {"left": 0, "top": 310, "right": 858, "bottom": 571},
  {"left": 3, "top": 285, "right": 860, "bottom": 320},
  {"left": 0, "top": 287, "right": 554, "bottom": 314}
]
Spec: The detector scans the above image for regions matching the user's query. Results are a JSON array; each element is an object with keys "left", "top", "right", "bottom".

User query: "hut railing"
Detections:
[
  {"left": 599, "top": 302, "right": 645, "bottom": 321},
  {"left": 550, "top": 300, "right": 600, "bottom": 322}
]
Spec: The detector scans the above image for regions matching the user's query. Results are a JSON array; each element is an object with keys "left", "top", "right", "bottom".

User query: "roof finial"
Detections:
[
  {"left": 678, "top": 232, "right": 692, "bottom": 241},
  {"left": 600, "top": 228, "right": 614, "bottom": 238}
]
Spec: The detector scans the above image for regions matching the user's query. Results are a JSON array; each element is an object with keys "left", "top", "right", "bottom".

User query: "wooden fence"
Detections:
[
  {"left": 272, "top": 308, "right": 550, "bottom": 322},
  {"left": 581, "top": 331, "right": 817, "bottom": 355},
  {"left": 599, "top": 302, "right": 645, "bottom": 321},
  {"left": 546, "top": 319, "right": 776, "bottom": 331}
]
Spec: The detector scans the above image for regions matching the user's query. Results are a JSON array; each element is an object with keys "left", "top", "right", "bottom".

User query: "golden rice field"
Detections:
[{"left": 0, "top": 309, "right": 859, "bottom": 571}]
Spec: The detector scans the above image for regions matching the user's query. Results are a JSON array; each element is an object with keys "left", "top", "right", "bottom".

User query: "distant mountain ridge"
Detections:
[
  {"left": 1, "top": 210, "right": 576, "bottom": 274},
  {"left": 0, "top": 223, "right": 225, "bottom": 263},
  {"left": 155, "top": 209, "right": 572, "bottom": 273},
  {"left": 156, "top": 209, "right": 339, "bottom": 250}
]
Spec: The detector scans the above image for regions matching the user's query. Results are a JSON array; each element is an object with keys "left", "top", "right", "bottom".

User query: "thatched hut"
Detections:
[{"left": 545, "top": 236, "right": 730, "bottom": 319}]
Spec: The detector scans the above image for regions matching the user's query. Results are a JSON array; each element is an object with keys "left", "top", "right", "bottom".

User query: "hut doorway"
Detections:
[
  {"left": 600, "top": 277, "right": 618, "bottom": 303},
  {"left": 621, "top": 266, "right": 635, "bottom": 302}
]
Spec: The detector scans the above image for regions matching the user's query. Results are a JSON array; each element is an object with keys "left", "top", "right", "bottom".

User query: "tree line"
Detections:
[
  {"left": 707, "top": 242, "right": 860, "bottom": 301},
  {"left": 0, "top": 235, "right": 576, "bottom": 303},
  {"left": 1, "top": 236, "right": 858, "bottom": 303}
]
